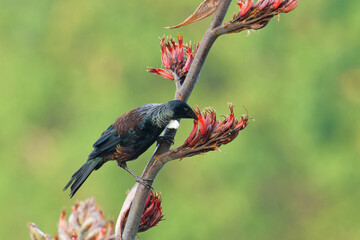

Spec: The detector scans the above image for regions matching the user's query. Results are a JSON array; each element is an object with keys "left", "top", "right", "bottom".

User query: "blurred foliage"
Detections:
[{"left": 1, "top": 0, "right": 360, "bottom": 239}]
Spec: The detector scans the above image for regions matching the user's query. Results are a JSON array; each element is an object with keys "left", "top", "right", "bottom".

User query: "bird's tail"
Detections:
[{"left": 63, "top": 158, "right": 101, "bottom": 198}]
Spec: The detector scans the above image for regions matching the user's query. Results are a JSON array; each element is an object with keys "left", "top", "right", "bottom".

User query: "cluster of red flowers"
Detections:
[
  {"left": 138, "top": 191, "right": 164, "bottom": 232},
  {"left": 184, "top": 103, "right": 249, "bottom": 149},
  {"left": 148, "top": 34, "right": 199, "bottom": 85},
  {"left": 236, "top": 0, "right": 298, "bottom": 16},
  {"left": 119, "top": 189, "right": 164, "bottom": 237},
  {"left": 226, "top": 0, "right": 298, "bottom": 32},
  {"left": 154, "top": 103, "right": 250, "bottom": 162}
]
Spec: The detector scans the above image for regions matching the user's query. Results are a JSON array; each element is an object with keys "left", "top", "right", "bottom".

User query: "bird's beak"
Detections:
[{"left": 189, "top": 110, "right": 198, "bottom": 120}]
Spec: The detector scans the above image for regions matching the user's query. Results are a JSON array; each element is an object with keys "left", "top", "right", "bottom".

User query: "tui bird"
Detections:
[{"left": 64, "top": 100, "right": 197, "bottom": 198}]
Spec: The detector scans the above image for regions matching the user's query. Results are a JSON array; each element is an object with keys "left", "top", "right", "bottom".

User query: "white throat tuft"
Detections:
[{"left": 167, "top": 120, "right": 180, "bottom": 129}]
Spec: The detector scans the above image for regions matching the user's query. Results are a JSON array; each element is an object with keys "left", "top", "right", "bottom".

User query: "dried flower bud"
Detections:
[
  {"left": 28, "top": 222, "right": 53, "bottom": 240},
  {"left": 148, "top": 34, "right": 199, "bottom": 85},
  {"left": 223, "top": 0, "right": 298, "bottom": 33},
  {"left": 116, "top": 186, "right": 164, "bottom": 239},
  {"left": 28, "top": 198, "right": 114, "bottom": 240},
  {"left": 166, "top": 0, "right": 220, "bottom": 29}
]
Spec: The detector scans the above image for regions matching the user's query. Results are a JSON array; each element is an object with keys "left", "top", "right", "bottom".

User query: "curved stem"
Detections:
[
  {"left": 213, "top": 13, "right": 276, "bottom": 35},
  {"left": 119, "top": 1, "right": 232, "bottom": 239}
]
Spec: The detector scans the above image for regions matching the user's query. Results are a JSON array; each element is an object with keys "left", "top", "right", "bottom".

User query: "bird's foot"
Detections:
[
  {"left": 136, "top": 177, "right": 154, "bottom": 190},
  {"left": 118, "top": 162, "right": 154, "bottom": 189},
  {"left": 157, "top": 136, "right": 174, "bottom": 145}
]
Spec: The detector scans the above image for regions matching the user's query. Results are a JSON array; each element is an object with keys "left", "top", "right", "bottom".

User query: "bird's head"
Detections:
[{"left": 168, "top": 100, "right": 197, "bottom": 120}]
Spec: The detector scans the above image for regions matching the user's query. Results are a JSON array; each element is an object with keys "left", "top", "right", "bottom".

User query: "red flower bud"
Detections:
[
  {"left": 221, "top": 115, "right": 234, "bottom": 132},
  {"left": 238, "top": 0, "right": 253, "bottom": 16},
  {"left": 198, "top": 115, "right": 207, "bottom": 136},
  {"left": 160, "top": 39, "right": 171, "bottom": 69},
  {"left": 188, "top": 131, "right": 201, "bottom": 148},
  {"left": 147, "top": 68, "right": 174, "bottom": 80},
  {"left": 183, "top": 43, "right": 194, "bottom": 73},
  {"left": 284, "top": 0, "right": 298, "bottom": 13},
  {"left": 176, "top": 34, "right": 184, "bottom": 63},
  {"left": 185, "top": 119, "right": 199, "bottom": 145},
  {"left": 273, "top": 0, "right": 282, "bottom": 9}
]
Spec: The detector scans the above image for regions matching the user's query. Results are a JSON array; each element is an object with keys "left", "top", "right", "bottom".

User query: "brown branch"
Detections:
[
  {"left": 165, "top": 0, "right": 220, "bottom": 29},
  {"left": 214, "top": 13, "right": 276, "bottom": 35},
  {"left": 118, "top": 1, "right": 232, "bottom": 239}
]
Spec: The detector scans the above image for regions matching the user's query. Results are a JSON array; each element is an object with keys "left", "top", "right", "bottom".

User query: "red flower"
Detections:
[
  {"left": 147, "top": 68, "right": 173, "bottom": 80},
  {"left": 148, "top": 34, "right": 199, "bottom": 85},
  {"left": 237, "top": 0, "right": 253, "bottom": 17}
]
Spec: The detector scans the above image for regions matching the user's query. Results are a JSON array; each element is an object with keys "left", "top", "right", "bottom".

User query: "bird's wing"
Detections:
[
  {"left": 88, "top": 125, "right": 121, "bottom": 159},
  {"left": 88, "top": 107, "right": 149, "bottom": 160},
  {"left": 92, "top": 125, "right": 114, "bottom": 147}
]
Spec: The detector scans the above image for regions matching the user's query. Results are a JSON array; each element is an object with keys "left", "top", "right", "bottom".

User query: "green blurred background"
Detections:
[{"left": 1, "top": 0, "right": 360, "bottom": 239}]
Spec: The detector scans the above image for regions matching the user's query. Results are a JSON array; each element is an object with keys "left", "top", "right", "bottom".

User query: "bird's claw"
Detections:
[
  {"left": 136, "top": 177, "right": 154, "bottom": 190},
  {"left": 157, "top": 136, "right": 174, "bottom": 145}
]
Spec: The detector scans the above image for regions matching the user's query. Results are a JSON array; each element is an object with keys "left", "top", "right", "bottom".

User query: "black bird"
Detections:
[{"left": 64, "top": 100, "right": 197, "bottom": 198}]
